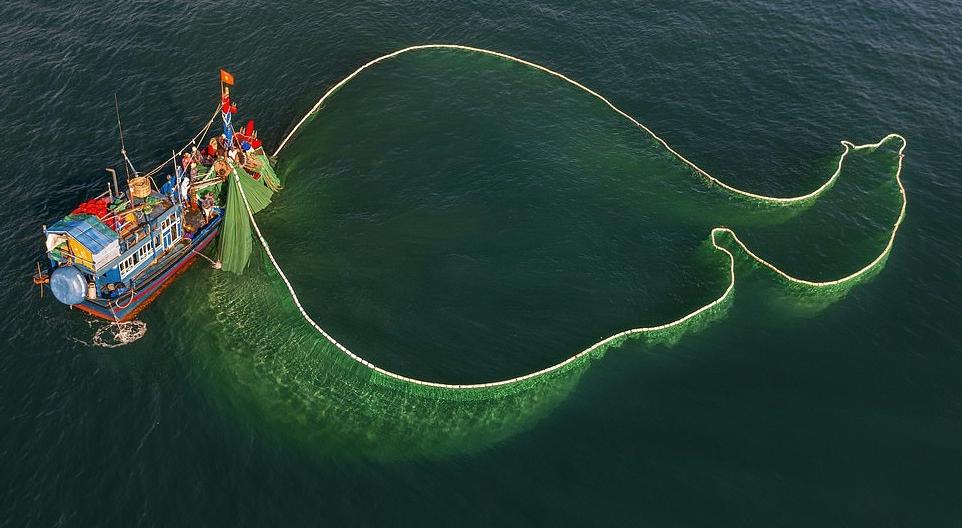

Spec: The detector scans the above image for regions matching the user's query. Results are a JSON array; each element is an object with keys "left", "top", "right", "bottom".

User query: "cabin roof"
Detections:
[{"left": 47, "top": 215, "right": 119, "bottom": 254}]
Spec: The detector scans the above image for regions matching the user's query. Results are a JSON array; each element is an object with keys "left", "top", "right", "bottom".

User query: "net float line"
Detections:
[{"left": 238, "top": 45, "right": 907, "bottom": 390}]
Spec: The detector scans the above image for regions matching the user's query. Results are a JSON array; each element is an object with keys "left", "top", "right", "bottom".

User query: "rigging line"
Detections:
[
  {"left": 139, "top": 104, "right": 221, "bottom": 180},
  {"left": 190, "top": 248, "right": 222, "bottom": 269},
  {"left": 114, "top": 94, "right": 133, "bottom": 179}
]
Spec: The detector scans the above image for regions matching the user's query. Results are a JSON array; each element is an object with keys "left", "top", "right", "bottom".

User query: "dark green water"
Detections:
[{"left": 2, "top": 1, "right": 960, "bottom": 526}]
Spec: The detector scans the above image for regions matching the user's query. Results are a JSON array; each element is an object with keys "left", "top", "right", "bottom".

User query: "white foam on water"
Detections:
[{"left": 92, "top": 320, "right": 148, "bottom": 348}]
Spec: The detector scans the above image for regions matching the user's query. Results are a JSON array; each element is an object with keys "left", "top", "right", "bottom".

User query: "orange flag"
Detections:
[{"left": 220, "top": 69, "right": 235, "bottom": 86}]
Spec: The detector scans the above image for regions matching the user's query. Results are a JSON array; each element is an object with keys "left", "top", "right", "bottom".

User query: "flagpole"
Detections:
[{"left": 220, "top": 70, "right": 226, "bottom": 143}]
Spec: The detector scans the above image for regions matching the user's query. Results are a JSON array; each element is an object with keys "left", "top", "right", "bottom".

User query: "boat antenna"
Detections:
[{"left": 114, "top": 93, "right": 132, "bottom": 179}]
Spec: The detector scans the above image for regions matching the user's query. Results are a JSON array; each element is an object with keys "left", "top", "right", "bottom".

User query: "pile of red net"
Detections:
[{"left": 71, "top": 197, "right": 117, "bottom": 229}]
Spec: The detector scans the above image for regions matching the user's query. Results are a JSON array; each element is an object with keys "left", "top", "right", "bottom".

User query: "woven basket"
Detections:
[{"left": 128, "top": 177, "right": 151, "bottom": 199}]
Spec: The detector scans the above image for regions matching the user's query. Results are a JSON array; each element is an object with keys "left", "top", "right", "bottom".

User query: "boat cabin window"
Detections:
[
  {"left": 137, "top": 241, "right": 153, "bottom": 260},
  {"left": 119, "top": 252, "right": 140, "bottom": 277}
]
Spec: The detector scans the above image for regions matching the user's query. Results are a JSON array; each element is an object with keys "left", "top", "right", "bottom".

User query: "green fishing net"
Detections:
[{"left": 217, "top": 153, "right": 279, "bottom": 274}]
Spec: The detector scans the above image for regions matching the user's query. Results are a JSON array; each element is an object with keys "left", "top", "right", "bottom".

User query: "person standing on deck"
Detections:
[
  {"left": 201, "top": 192, "right": 216, "bottom": 222},
  {"left": 179, "top": 171, "right": 191, "bottom": 208}
]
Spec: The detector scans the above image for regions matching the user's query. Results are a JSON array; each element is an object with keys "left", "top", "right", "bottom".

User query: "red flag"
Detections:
[{"left": 220, "top": 69, "right": 235, "bottom": 86}]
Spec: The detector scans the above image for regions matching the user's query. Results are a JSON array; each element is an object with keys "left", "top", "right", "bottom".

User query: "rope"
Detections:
[
  {"left": 137, "top": 104, "right": 220, "bottom": 180},
  {"left": 243, "top": 45, "right": 909, "bottom": 390},
  {"left": 112, "top": 286, "right": 136, "bottom": 311},
  {"left": 108, "top": 297, "right": 121, "bottom": 322},
  {"left": 272, "top": 45, "right": 870, "bottom": 204},
  {"left": 191, "top": 248, "right": 222, "bottom": 269}
]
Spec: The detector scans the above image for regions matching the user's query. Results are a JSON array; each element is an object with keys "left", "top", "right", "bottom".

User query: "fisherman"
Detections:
[
  {"left": 204, "top": 137, "right": 219, "bottom": 162},
  {"left": 182, "top": 151, "right": 198, "bottom": 178},
  {"left": 228, "top": 146, "right": 246, "bottom": 167},
  {"left": 216, "top": 135, "right": 228, "bottom": 160},
  {"left": 178, "top": 172, "right": 191, "bottom": 207},
  {"left": 162, "top": 173, "right": 176, "bottom": 200},
  {"left": 201, "top": 192, "right": 216, "bottom": 221}
]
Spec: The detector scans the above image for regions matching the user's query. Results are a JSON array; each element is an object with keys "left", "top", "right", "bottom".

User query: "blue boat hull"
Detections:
[{"left": 75, "top": 214, "right": 222, "bottom": 321}]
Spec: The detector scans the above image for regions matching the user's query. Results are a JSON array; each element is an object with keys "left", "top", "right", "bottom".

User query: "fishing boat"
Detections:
[{"left": 34, "top": 70, "right": 282, "bottom": 322}]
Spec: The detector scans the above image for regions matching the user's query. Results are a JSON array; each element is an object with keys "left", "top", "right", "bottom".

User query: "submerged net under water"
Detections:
[{"left": 167, "top": 46, "right": 904, "bottom": 460}]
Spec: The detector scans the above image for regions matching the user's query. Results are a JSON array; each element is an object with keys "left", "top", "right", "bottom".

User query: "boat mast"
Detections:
[
  {"left": 113, "top": 94, "right": 138, "bottom": 178},
  {"left": 171, "top": 149, "right": 181, "bottom": 205}
]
